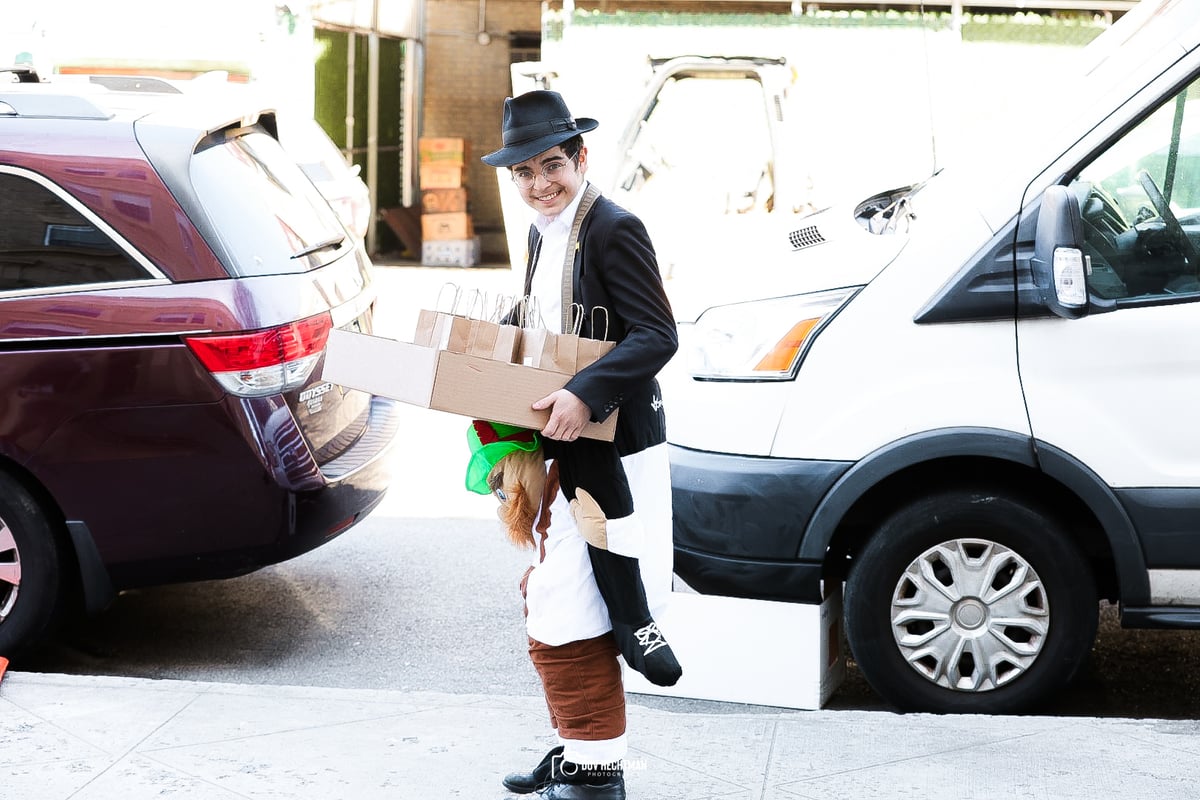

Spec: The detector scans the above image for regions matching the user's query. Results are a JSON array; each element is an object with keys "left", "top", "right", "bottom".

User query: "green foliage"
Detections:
[
  {"left": 553, "top": 8, "right": 1108, "bottom": 46},
  {"left": 313, "top": 30, "right": 406, "bottom": 211},
  {"left": 960, "top": 12, "right": 1106, "bottom": 45},
  {"left": 313, "top": 30, "right": 349, "bottom": 150}
]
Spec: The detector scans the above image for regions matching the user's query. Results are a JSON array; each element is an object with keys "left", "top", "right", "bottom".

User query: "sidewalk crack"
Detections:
[
  {"left": 758, "top": 719, "right": 779, "bottom": 800},
  {"left": 64, "top": 688, "right": 208, "bottom": 799}
]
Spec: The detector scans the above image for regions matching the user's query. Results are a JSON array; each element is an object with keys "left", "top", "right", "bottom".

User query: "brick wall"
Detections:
[{"left": 424, "top": 1, "right": 541, "bottom": 263}]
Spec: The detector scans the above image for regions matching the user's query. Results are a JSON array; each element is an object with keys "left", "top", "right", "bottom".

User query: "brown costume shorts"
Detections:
[{"left": 528, "top": 633, "right": 626, "bottom": 741}]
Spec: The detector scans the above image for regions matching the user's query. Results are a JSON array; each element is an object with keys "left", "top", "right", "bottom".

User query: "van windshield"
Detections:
[
  {"left": 968, "top": 0, "right": 1200, "bottom": 208},
  {"left": 1079, "top": 0, "right": 1195, "bottom": 79},
  {"left": 189, "top": 126, "right": 350, "bottom": 276},
  {"left": 1059, "top": 0, "right": 1200, "bottom": 130}
]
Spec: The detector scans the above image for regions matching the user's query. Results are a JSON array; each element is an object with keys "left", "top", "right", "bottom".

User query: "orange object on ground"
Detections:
[{"left": 0, "top": 656, "right": 8, "bottom": 686}]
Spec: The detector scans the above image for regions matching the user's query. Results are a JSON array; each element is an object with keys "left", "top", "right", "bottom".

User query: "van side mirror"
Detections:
[{"left": 1031, "top": 185, "right": 1089, "bottom": 319}]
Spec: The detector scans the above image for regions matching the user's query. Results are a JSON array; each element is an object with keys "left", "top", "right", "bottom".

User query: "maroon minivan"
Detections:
[{"left": 0, "top": 75, "right": 400, "bottom": 656}]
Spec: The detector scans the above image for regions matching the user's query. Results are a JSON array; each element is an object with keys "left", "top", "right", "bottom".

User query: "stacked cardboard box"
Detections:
[{"left": 419, "top": 137, "right": 480, "bottom": 267}]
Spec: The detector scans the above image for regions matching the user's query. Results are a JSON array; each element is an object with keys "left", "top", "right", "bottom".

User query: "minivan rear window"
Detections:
[
  {"left": 0, "top": 170, "right": 154, "bottom": 294},
  {"left": 188, "top": 126, "right": 350, "bottom": 277}
]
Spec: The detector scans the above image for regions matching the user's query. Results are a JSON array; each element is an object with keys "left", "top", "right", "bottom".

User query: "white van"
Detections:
[{"left": 665, "top": 0, "right": 1200, "bottom": 714}]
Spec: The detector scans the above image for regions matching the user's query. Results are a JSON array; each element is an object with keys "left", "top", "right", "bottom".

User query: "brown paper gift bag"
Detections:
[
  {"left": 447, "top": 318, "right": 522, "bottom": 362},
  {"left": 480, "top": 295, "right": 522, "bottom": 363},
  {"left": 518, "top": 301, "right": 617, "bottom": 374},
  {"left": 519, "top": 326, "right": 579, "bottom": 374},
  {"left": 488, "top": 323, "right": 522, "bottom": 362},
  {"left": 413, "top": 308, "right": 451, "bottom": 348},
  {"left": 414, "top": 286, "right": 519, "bottom": 362},
  {"left": 413, "top": 283, "right": 466, "bottom": 349},
  {"left": 574, "top": 305, "right": 616, "bottom": 370},
  {"left": 516, "top": 296, "right": 577, "bottom": 374},
  {"left": 439, "top": 292, "right": 521, "bottom": 363}
]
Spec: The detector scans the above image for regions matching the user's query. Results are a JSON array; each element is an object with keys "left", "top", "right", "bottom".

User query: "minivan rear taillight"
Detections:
[{"left": 184, "top": 313, "right": 333, "bottom": 397}]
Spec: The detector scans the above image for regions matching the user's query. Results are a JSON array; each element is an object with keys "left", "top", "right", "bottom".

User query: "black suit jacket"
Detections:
[{"left": 522, "top": 192, "right": 678, "bottom": 456}]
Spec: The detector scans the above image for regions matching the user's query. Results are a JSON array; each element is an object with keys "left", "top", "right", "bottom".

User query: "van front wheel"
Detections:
[{"left": 844, "top": 488, "right": 1097, "bottom": 714}]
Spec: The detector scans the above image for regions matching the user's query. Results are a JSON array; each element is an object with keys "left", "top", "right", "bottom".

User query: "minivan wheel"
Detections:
[
  {"left": 0, "top": 472, "right": 63, "bottom": 657},
  {"left": 844, "top": 487, "right": 1098, "bottom": 714}
]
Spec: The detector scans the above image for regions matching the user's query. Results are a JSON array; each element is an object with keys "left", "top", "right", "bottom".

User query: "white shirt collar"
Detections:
[{"left": 534, "top": 181, "right": 590, "bottom": 235}]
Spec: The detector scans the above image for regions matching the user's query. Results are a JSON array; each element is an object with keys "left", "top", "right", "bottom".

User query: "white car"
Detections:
[
  {"left": 277, "top": 114, "right": 371, "bottom": 242},
  {"left": 666, "top": 0, "right": 1200, "bottom": 715}
]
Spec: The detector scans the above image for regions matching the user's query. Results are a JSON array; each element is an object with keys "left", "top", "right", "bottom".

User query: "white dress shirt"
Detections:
[{"left": 528, "top": 181, "right": 588, "bottom": 333}]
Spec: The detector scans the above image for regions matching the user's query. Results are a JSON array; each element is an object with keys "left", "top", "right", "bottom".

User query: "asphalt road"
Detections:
[
  {"left": 16, "top": 493, "right": 1200, "bottom": 720},
  {"left": 16, "top": 512, "right": 542, "bottom": 696}
]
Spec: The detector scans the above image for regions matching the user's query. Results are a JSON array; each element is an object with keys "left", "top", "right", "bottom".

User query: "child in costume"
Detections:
[
  {"left": 466, "top": 420, "right": 682, "bottom": 688},
  {"left": 467, "top": 420, "right": 680, "bottom": 798}
]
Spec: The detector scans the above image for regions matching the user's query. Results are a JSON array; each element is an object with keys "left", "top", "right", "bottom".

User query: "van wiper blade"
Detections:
[{"left": 291, "top": 236, "right": 345, "bottom": 259}]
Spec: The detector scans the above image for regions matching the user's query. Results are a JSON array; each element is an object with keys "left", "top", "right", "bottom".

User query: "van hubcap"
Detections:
[{"left": 890, "top": 538, "right": 1049, "bottom": 692}]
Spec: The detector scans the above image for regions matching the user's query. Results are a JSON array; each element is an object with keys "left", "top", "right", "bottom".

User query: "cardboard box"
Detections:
[
  {"left": 421, "top": 187, "right": 469, "bottom": 214},
  {"left": 321, "top": 328, "right": 617, "bottom": 441},
  {"left": 622, "top": 588, "right": 845, "bottom": 709},
  {"left": 422, "top": 237, "right": 481, "bottom": 267},
  {"left": 422, "top": 212, "right": 474, "bottom": 241},
  {"left": 419, "top": 137, "right": 468, "bottom": 165},
  {"left": 420, "top": 164, "right": 467, "bottom": 189}
]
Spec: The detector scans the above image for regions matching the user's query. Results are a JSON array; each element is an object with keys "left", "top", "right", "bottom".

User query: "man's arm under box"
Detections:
[{"left": 321, "top": 328, "right": 617, "bottom": 441}]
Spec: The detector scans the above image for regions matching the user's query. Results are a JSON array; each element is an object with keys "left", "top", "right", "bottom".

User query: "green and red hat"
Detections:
[{"left": 465, "top": 420, "right": 541, "bottom": 494}]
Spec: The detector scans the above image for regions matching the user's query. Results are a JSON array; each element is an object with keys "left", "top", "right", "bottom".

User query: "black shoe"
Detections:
[
  {"left": 538, "top": 762, "right": 626, "bottom": 800},
  {"left": 502, "top": 745, "right": 563, "bottom": 794},
  {"left": 614, "top": 619, "right": 682, "bottom": 687}
]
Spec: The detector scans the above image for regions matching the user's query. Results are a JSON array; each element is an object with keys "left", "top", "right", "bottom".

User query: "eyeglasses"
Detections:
[{"left": 511, "top": 155, "right": 577, "bottom": 189}]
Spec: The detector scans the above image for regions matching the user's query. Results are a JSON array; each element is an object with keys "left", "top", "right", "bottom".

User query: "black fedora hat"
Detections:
[{"left": 481, "top": 90, "right": 598, "bottom": 168}]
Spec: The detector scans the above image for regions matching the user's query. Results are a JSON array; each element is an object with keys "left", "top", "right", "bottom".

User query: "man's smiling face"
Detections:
[{"left": 511, "top": 144, "right": 588, "bottom": 219}]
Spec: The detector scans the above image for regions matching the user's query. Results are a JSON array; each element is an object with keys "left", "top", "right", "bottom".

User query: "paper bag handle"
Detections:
[
  {"left": 590, "top": 306, "right": 610, "bottom": 341},
  {"left": 567, "top": 303, "right": 585, "bottom": 336},
  {"left": 491, "top": 294, "right": 516, "bottom": 324},
  {"left": 435, "top": 281, "right": 463, "bottom": 313},
  {"left": 463, "top": 288, "right": 486, "bottom": 319},
  {"left": 519, "top": 295, "right": 547, "bottom": 330}
]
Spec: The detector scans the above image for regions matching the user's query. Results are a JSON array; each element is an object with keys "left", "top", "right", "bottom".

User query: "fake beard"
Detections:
[{"left": 489, "top": 448, "right": 546, "bottom": 549}]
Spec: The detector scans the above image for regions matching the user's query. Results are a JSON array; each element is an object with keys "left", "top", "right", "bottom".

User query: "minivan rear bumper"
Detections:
[
  {"left": 288, "top": 394, "right": 401, "bottom": 553},
  {"left": 669, "top": 444, "right": 850, "bottom": 602},
  {"left": 57, "top": 394, "right": 402, "bottom": 592}
]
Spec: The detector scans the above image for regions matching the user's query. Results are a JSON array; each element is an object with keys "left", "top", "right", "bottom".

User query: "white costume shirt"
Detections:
[{"left": 520, "top": 181, "right": 674, "bottom": 648}]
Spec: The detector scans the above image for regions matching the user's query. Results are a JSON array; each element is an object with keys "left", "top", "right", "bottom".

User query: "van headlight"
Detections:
[{"left": 687, "top": 287, "right": 860, "bottom": 381}]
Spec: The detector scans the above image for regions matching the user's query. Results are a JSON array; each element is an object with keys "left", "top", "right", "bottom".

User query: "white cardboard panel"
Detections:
[
  {"left": 623, "top": 589, "right": 845, "bottom": 710},
  {"left": 322, "top": 327, "right": 438, "bottom": 407}
]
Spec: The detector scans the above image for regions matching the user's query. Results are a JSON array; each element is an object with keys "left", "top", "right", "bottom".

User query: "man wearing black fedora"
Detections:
[{"left": 482, "top": 90, "right": 680, "bottom": 799}]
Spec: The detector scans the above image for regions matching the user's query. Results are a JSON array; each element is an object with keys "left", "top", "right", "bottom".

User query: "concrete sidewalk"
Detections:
[{"left": 3, "top": 670, "right": 1199, "bottom": 800}]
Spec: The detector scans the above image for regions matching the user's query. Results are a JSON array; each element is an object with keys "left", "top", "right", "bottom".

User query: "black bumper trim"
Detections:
[
  {"left": 674, "top": 547, "right": 823, "bottom": 603},
  {"left": 669, "top": 444, "right": 850, "bottom": 560},
  {"left": 669, "top": 444, "right": 849, "bottom": 602},
  {"left": 1121, "top": 606, "right": 1200, "bottom": 629}
]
